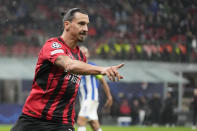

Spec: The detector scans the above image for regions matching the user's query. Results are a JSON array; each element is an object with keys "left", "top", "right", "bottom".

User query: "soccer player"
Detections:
[
  {"left": 11, "top": 8, "right": 124, "bottom": 131},
  {"left": 77, "top": 46, "right": 113, "bottom": 131}
]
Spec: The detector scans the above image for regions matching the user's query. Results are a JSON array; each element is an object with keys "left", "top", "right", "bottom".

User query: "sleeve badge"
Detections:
[{"left": 51, "top": 42, "right": 62, "bottom": 49}]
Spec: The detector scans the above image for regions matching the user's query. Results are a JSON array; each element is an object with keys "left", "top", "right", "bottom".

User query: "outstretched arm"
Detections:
[{"left": 55, "top": 55, "right": 124, "bottom": 81}]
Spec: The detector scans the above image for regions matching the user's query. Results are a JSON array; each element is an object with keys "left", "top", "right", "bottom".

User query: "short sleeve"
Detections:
[{"left": 42, "top": 41, "right": 67, "bottom": 64}]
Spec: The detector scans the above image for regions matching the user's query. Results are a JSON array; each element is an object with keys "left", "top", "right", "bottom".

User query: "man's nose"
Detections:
[{"left": 83, "top": 25, "right": 88, "bottom": 32}]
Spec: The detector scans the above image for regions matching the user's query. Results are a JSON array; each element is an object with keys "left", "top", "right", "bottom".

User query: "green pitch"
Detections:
[{"left": 0, "top": 125, "right": 193, "bottom": 131}]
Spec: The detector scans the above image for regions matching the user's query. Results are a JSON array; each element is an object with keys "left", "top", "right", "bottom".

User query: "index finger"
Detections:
[{"left": 116, "top": 63, "right": 125, "bottom": 69}]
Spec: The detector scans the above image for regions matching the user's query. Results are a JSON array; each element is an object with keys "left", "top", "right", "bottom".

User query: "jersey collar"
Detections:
[{"left": 58, "top": 37, "right": 79, "bottom": 54}]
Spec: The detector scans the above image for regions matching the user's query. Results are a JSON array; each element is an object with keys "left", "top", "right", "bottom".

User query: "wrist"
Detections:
[
  {"left": 98, "top": 66, "right": 106, "bottom": 75},
  {"left": 107, "top": 96, "right": 112, "bottom": 100}
]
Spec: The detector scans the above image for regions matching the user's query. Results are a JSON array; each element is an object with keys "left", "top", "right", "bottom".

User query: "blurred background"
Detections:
[{"left": 0, "top": 0, "right": 197, "bottom": 129}]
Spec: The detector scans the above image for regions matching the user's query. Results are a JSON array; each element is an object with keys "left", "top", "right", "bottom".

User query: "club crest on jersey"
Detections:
[{"left": 52, "top": 42, "right": 61, "bottom": 49}]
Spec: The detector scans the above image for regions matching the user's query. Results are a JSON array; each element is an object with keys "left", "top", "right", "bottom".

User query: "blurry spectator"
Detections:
[
  {"left": 130, "top": 99, "right": 140, "bottom": 125},
  {"left": 110, "top": 98, "right": 120, "bottom": 117},
  {"left": 163, "top": 42, "right": 173, "bottom": 61},
  {"left": 192, "top": 36, "right": 197, "bottom": 62},
  {"left": 119, "top": 99, "right": 131, "bottom": 116},
  {"left": 191, "top": 89, "right": 197, "bottom": 130},
  {"left": 96, "top": 43, "right": 110, "bottom": 59},
  {"left": 135, "top": 43, "right": 143, "bottom": 59},
  {"left": 161, "top": 92, "right": 175, "bottom": 126},
  {"left": 121, "top": 41, "right": 131, "bottom": 59},
  {"left": 112, "top": 42, "right": 122, "bottom": 59},
  {"left": 16, "top": 25, "right": 25, "bottom": 36},
  {"left": 0, "top": 0, "right": 197, "bottom": 61},
  {"left": 192, "top": 36, "right": 197, "bottom": 52},
  {"left": 139, "top": 96, "right": 150, "bottom": 125},
  {"left": 149, "top": 93, "right": 162, "bottom": 125}
]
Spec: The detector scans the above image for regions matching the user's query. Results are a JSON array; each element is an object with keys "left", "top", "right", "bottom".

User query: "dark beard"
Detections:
[{"left": 78, "top": 35, "right": 87, "bottom": 42}]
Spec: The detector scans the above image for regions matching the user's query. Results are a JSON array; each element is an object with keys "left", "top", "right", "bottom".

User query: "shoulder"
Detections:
[
  {"left": 46, "top": 37, "right": 59, "bottom": 44},
  {"left": 44, "top": 37, "right": 63, "bottom": 49}
]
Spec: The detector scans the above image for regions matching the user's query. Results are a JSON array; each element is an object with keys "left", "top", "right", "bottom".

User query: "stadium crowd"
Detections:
[
  {"left": 103, "top": 92, "right": 177, "bottom": 126},
  {"left": 0, "top": 0, "right": 197, "bottom": 62}
]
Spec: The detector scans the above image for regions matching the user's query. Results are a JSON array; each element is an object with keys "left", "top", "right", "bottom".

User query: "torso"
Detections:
[{"left": 22, "top": 37, "right": 86, "bottom": 126}]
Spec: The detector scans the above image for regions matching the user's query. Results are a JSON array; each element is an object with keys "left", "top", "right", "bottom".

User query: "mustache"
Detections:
[{"left": 79, "top": 31, "right": 87, "bottom": 35}]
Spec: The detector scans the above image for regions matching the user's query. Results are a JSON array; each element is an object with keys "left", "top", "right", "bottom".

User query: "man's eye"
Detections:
[{"left": 79, "top": 22, "right": 86, "bottom": 25}]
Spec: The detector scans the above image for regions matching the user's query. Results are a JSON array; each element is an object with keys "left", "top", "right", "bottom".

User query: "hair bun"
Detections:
[{"left": 61, "top": 12, "right": 65, "bottom": 17}]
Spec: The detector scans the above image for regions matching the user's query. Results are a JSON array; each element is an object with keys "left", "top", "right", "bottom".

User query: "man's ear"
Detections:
[{"left": 64, "top": 21, "right": 71, "bottom": 31}]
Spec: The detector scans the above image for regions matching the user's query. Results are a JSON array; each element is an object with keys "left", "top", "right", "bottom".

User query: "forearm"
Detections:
[
  {"left": 55, "top": 55, "right": 103, "bottom": 75},
  {"left": 68, "top": 60, "right": 103, "bottom": 75},
  {"left": 100, "top": 78, "right": 112, "bottom": 99},
  {"left": 55, "top": 55, "right": 124, "bottom": 81}
]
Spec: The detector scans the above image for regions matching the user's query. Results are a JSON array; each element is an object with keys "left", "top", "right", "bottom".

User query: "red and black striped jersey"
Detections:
[{"left": 22, "top": 37, "right": 86, "bottom": 126}]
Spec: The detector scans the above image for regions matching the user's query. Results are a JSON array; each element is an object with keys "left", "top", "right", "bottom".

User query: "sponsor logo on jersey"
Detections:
[
  {"left": 64, "top": 72, "right": 81, "bottom": 84},
  {"left": 51, "top": 49, "right": 64, "bottom": 55}
]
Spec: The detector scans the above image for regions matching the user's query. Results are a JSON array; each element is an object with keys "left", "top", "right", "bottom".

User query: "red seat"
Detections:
[
  {"left": 11, "top": 42, "right": 26, "bottom": 57},
  {"left": 0, "top": 44, "right": 8, "bottom": 56},
  {"left": 26, "top": 46, "right": 41, "bottom": 57}
]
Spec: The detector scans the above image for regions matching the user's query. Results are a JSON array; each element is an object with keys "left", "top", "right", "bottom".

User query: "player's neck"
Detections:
[{"left": 61, "top": 32, "right": 77, "bottom": 49}]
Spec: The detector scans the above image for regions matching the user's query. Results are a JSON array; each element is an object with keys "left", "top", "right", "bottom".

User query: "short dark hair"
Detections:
[{"left": 61, "top": 8, "right": 87, "bottom": 22}]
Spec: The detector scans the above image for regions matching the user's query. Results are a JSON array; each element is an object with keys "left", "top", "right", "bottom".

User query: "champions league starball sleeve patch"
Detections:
[{"left": 51, "top": 42, "right": 62, "bottom": 49}]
